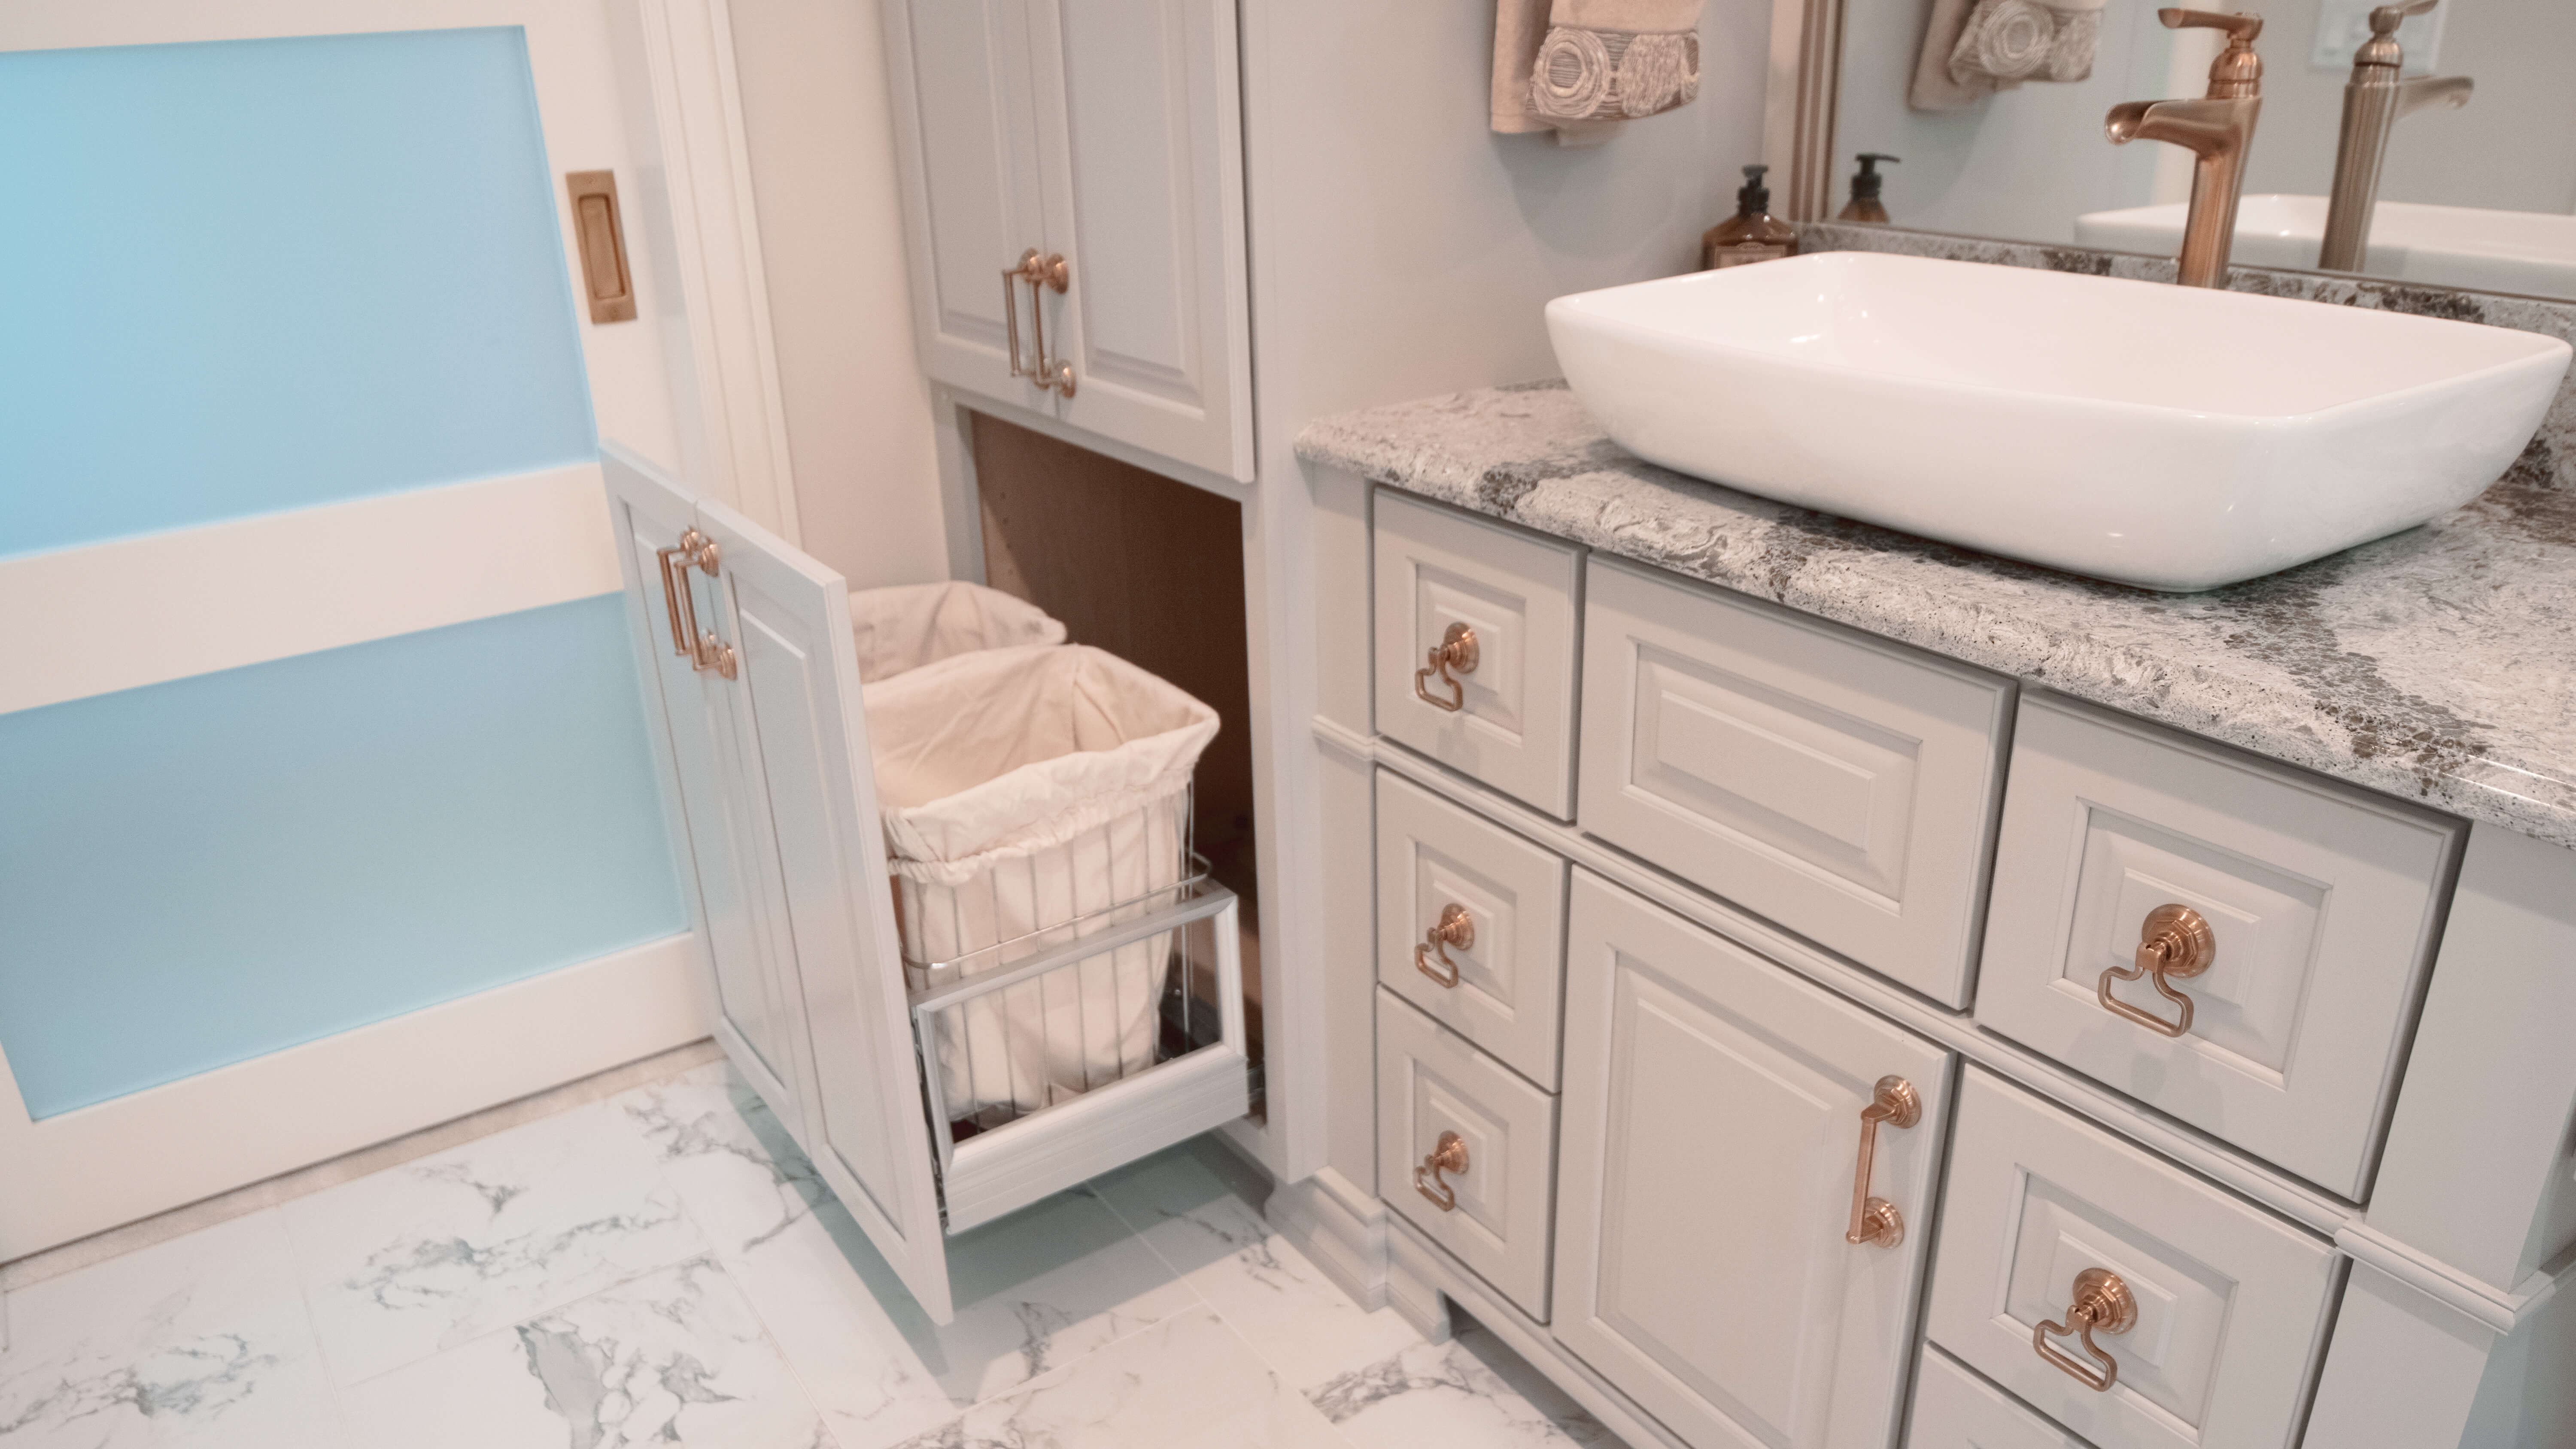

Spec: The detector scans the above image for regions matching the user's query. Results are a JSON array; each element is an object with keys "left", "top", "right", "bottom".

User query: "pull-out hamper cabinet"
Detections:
[{"left": 603, "top": 449, "right": 1252, "bottom": 1324}]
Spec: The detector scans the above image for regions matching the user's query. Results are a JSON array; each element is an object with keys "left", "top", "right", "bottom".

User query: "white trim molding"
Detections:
[
  {"left": 629, "top": 0, "right": 803, "bottom": 543},
  {"left": 0, "top": 931, "right": 709, "bottom": 1260},
  {"left": 3, "top": 463, "right": 621, "bottom": 715},
  {"left": 1264, "top": 1164, "right": 1391, "bottom": 1313}
]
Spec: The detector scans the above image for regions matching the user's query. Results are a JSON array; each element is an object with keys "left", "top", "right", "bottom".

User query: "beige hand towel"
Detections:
[
  {"left": 1909, "top": 0, "right": 2105, "bottom": 111},
  {"left": 1495, "top": 0, "right": 1701, "bottom": 144}
]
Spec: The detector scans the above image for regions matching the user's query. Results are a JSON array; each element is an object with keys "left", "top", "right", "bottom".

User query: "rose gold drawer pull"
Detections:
[
  {"left": 2099, "top": 903, "right": 2215, "bottom": 1038},
  {"left": 1414, "top": 903, "right": 1474, "bottom": 988},
  {"left": 1413, "top": 622, "right": 1479, "bottom": 711},
  {"left": 1414, "top": 1131, "right": 1468, "bottom": 1211},
  {"left": 1843, "top": 1076, "right": 1920, "bottom": 1249},
  {"left": 2034, "top": 1267, "right": 2139, "bottom": 1392}
]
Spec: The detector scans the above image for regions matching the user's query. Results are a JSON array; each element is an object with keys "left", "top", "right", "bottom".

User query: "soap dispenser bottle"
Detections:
[
  {"left": 1836, "top": 153, "right": 1900, "bottom": 223},
  {"left": 1701, "top": 164, "right": 1798, "bottom": 270}
]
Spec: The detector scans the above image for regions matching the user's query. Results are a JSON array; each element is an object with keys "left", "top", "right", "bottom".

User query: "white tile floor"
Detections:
[{"left": 0, "top": 1060, "right": 1623, "bottom": 1449}]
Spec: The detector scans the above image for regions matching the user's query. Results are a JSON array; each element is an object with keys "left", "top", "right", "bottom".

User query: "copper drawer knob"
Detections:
[
  {"left": 1414, "top": 903, "right": 1474, "bottom": 988},
  {"left": 2034, "top": 1267, "right": 2139, "bottom": 1391},
  {"left": 1844, "top": 1076, "right": 1920, "bottom": 1249},
  {"left": 1413, "top": 622, "right": 1479, "bottom": 711},
  {"left": 1414, "top": 1131, "right": 1468, "bottom": 1211},
  {"left": 2099, "top": 903, "right": 2215, "bottom": 1038}
]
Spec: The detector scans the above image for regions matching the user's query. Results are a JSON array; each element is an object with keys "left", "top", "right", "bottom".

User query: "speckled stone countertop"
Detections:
[{"left": 1297, "top": 380, "right": 2576, "bottom": 851}]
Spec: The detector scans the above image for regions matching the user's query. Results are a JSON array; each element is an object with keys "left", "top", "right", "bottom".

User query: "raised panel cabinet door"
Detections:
[
  {"left": 882, "top": 0, "right": 1054, "bottom": 407},
  {"left": 1375, "top": 769, "right": 1570, "bottom": 1088},
  {"left": 1553, "top": 870, "right": 1954, "bottom": 1449},
  {"left": 1925, "top": 1070, "right": 2336, "bottom": 1449},
  {"left": 1577, "top": 558, "right": 2012, "bottom": 1007},
  {"left": 687, "top": 492, "right": 955, "bottom": 1325},
  {"left": 604, "top": 450, "right": 810, "bottom": 1142},
  {"left": 1975, "top": 694, "right": 2464, "bottom": 1198},
  {"left": 1024, "top": 0, "right": 1253, "bottom": 480}
]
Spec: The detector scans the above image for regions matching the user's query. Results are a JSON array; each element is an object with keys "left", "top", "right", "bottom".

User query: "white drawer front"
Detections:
[
  {"left": 1928, "top": 1071, "right": 2336, "bottom": 1449},
  {"left": 1373, "top": 491, "right": 1581, "bottom": 817},
  {"left": 1976, "top": 695, "right": 2463, "bottom": 1196},
  {"left": 1376, "top": 770, "right": 1569, "bottom": 1088},
  {"left": 1552, "top": 871, "right": 1953, "bottom": 1449},
  {"left": 1910, "top": 1347, "right": 2095, "bottom": 1449},
  {"left": 1377, "top": 988, "right": 1559, "bottom": 1319},
  {"left": 1577, "top": 559, "right": 2011, "bottom": 1006}
]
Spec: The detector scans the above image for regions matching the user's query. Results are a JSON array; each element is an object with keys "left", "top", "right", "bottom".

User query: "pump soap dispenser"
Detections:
[
  {"left": 1701, "top": 164, "right": 1797, "bottom": 270},
  {"left": 1837, "top": 154, "right": 1900, "bottom": 223}
]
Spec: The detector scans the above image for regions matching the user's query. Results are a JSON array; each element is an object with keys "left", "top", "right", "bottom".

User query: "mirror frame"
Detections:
[{"left": 1762, "top": 0, "right": 1847, "bottom": 220}]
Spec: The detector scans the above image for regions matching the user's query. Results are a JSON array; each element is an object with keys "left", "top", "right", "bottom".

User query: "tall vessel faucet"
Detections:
[
  {"left": 2318, "top": 0, "right": 2472, "bottom": 274},
  {"left": 2105, "top": 10, "right": 2266, "bottom": 289}
]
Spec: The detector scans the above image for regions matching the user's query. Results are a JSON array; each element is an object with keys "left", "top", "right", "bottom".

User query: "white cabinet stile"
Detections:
[{"left": 1552, "top": 871, "right": 1954, "bottom": 1449}]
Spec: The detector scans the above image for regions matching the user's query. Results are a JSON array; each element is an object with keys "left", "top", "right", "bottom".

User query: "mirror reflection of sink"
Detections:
[
  {"left": 2074, "top": 194, "right": 2576, "bottom": 299},
  {"left": 1545, "top": 251, "right": 2570, "bottom": 592}
]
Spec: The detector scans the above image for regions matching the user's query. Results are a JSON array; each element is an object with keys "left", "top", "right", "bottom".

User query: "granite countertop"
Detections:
[{"left": 1296, "top": 381, "right": 2576, "bottom": 850}]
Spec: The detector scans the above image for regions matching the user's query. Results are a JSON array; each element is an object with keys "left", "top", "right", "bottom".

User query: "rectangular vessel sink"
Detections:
[
  {"left": 1545, "top": 251, "right": 2570, "bottom": 591},
  {"left": 2075, "top": 194, "right": 2576, "bottom": 300}
]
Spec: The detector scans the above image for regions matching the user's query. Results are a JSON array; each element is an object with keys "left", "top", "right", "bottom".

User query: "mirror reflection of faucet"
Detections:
[
  {"left": 2103, "top": 9, "right": 2265, "bottom": 288},
  {"left": 2320, "top": 0, "right": 2472, "bottom": 274}
]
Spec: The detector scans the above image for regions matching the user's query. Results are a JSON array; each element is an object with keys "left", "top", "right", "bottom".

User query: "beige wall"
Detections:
[{"left": 726, "top": 0, "right": 948, "bottom": 590}]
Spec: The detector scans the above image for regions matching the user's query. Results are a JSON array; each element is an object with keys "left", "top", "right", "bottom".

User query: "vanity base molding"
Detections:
[
  {"left": 1384, "top": 1213, "right": 1693, "bottom": 1449},
  {"left": 1262, "top": 1163, "right": 1393, "bottom": 1313}
]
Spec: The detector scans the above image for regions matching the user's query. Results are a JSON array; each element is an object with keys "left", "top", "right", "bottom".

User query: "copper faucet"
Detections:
[
  {"left": 2105, "top": 10, "right": 2266, "bottom": 288},
  {"left": 2318, "top": 0, "right": 2472, "bottom": 274}
]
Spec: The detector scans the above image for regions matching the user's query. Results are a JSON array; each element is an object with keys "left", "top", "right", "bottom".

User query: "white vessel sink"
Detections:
[
  {"left": 2074, "top": 194, "right": 2576, "bottom": 300},
  {"left": 1544, "top": 251, "right": 2569, "bottom": 591}
]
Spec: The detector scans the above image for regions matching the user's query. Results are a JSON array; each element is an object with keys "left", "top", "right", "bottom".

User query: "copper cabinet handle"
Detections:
[
  {"left": 1844, "top": 1076, "right": 1921, "bottom": 1249},
  {"left": 656, "top": 530, "right": 736, "bottom": 679},
  {"left": 1413, "top": 622, "right": 1479, "bottom": 711},
  {"left": 2034, "top": 1268, "right": 2139, "bottom": 1392},
  {"left": 1413, "top": 903, "right": 1474, "bottom": 988},
  {"left": 2099, "top": 903, "right": 2216, "bottom": 1038},
  {"left": 1003, "top": 249, "right": 1074, "bottom": 396},
  {"left": 1414, "top": 1131, "right": 1468, "bottom": 1211}
]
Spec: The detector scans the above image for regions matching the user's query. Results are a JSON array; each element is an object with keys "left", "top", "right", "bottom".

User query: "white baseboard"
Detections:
[
  {"left": 1265, "top": 1164, "right": 1392, "bottom": 1313},
  {"left": 1386, "top": 1216, "right": 1686, "bottom": 1449},
  {"left": 0, "top": 931, "right": 709, "bottom": 1259}
]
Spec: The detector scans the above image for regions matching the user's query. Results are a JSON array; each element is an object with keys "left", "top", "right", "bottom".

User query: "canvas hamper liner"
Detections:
[
  {"left": 865, "top": 642, "right": 1220, "bottom": 1122},
  {"left": 849, "top": 580, "right": 1064, "bottom": 685}
]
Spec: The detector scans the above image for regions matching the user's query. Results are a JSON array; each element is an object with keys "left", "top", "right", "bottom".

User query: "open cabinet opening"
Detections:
[{"left": 966, "top": 410, "right": 1265, "bottom": 1116}]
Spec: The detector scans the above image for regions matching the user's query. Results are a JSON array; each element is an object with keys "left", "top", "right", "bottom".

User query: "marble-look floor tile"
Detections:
[
  {"left": 1312, "top": 1322, "right": 1620, "bottom": 1449},
  {"left": 0, "top": 1210, "right": 345, "bottom": 1448},
  {"left": 339, "top": 1256, "right": 829, "bottom": 1449},
  {"left": 886, "top": 1306, "right": 1346, "bottom": 1449},
  {"left": 280, "top": 1099, "right": 706, "bottom": 1387},
  {"left": 620, "top": 1064, "right": 1203, "bottom": 1449},
  {"left": 1090, "top": 1142, "right": 1422, "bottom": 1394}
]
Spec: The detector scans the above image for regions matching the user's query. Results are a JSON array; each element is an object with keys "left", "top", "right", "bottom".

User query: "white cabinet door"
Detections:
[
  {"left": 604, "top": 449, "right": 955, "bottom": 1324},
  {"left": 605, "top": 452, "right": 811, "bottom": 1140},
  {"left": 1025, "top": 0, "right": 1253, "bottom": 480},
  {"left": 1553, "top": 870, "right": 1953, "bottom": 1449},
  {"left": 883, "top": 0, "right": 1053, "bottom": 409}
]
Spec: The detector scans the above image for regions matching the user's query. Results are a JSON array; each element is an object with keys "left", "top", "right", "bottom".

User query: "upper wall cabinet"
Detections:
[{"left": 882, "top": 0, "right": 1254, "bottom": 483}]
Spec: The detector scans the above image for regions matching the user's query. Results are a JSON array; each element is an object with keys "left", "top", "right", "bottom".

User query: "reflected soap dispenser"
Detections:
[
  {"left": 1701, "top": 164, "right": 1798, "bottom": 270},
  {"left": 1837, "top": 153, "right": 1900, "bottom": 223}
]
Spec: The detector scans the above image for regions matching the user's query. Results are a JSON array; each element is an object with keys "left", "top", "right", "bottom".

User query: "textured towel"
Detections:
[
  {"left": 1909, "top": 0, "right": 2105, "bottom": 111},
  {"left": 1495, "top": 0, "right": 1700, "bottom": 145}
]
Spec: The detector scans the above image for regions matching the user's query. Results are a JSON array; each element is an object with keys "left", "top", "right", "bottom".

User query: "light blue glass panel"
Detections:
[
  {"left": 0, "top": 28, "right": 595, "bottom": 559},
  {"left": 0, "top": 597, "right": 686, "bottom": 1119}
]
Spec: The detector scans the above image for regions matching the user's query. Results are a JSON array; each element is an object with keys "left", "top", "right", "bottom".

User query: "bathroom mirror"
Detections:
[{"left": 1801, "top": 0, "right": 2576, "bottom": 297}]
